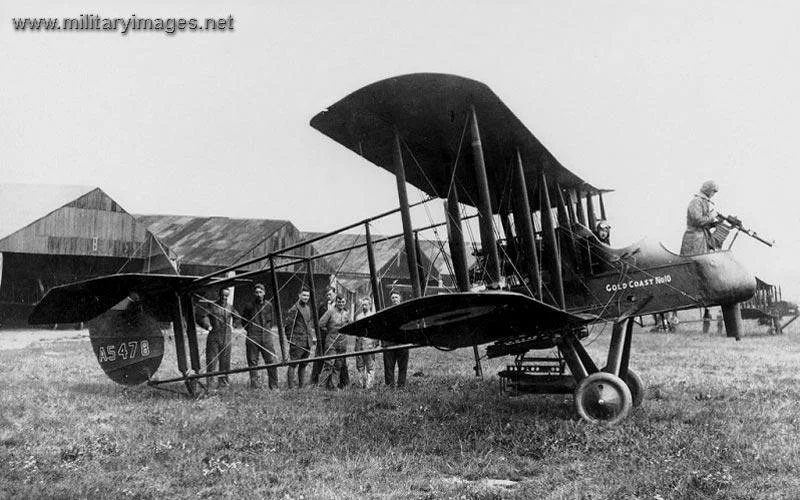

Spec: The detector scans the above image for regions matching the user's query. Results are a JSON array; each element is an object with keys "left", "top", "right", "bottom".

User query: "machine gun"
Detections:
[{"left": 714, "top": 214, "right": 774, "bottom": 248}]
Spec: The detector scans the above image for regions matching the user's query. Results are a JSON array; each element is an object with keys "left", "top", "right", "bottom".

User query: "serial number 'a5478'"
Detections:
[{"left": 97, "top": 340, "right": 151, "bottom": 363}]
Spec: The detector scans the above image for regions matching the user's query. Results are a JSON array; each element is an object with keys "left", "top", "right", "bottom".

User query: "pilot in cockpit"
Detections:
[{"left": 594, "top": 221, "right": 611, "bottom": 245}]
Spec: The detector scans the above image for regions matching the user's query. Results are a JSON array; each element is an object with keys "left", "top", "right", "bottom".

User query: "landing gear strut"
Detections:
[{"left": 557, "top": 316, "right": 644, "bottom": 424}]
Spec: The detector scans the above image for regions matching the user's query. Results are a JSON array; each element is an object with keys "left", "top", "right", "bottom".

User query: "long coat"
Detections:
[
  {"left": 285, "top": 301, "right": 317, "bottom": 349},
  {"left": 680, "top": 193, "right": 717, "bottom": 256}
]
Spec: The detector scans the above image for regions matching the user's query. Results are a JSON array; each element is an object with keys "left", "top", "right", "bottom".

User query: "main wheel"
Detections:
[
  {"left": 574, "top": 372, "right": 632, "bottom": 425},
  {"left": 621, "top": 369, "right": 644, "bottom": 408},
  {"left": 602, "top": 366, "right": 645, "bottom": 408}
]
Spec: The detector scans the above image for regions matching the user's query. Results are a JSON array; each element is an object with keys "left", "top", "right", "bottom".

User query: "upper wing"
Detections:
[
  {"left": 28, "top": 273, "right": 198, "bottom": 325},
  {"left": 339, "top": 291, "right": 592, "bottom": 348},
  {"left": 310, "top": 73, "right": 605, "bottom": 213}
]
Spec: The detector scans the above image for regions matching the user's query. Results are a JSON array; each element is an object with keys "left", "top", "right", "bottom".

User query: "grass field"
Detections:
[{"left": 1, "top": 318, "right": 799, "bottom": 499}]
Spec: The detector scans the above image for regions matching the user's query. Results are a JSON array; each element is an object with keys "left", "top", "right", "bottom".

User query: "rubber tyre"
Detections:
[
  {"left": 574, "top": 372, "right": 633, "bottom": 425},
  {"left": 602, "top": 366, "right": 645, "bottom": 408},
  {"left": 621, "top": 368, "right": 645, "bottom": 408}
]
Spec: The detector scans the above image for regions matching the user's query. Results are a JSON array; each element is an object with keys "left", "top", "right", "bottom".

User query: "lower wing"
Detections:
[{"left": 340, "top": 291, "right": 594, "bottom": 349}]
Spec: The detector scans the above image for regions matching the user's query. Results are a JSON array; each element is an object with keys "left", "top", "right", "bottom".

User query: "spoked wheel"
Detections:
[
  {"left": 574, "top": 372, "right": 632, "bottom": 425},
  {"left": 602, "top": 366, "right": 645, "bottom": 408}
]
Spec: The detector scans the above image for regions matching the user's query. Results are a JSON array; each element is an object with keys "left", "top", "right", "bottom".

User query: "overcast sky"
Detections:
[{"left": 2, "top": 1, "right": 798, "bottom": 298}]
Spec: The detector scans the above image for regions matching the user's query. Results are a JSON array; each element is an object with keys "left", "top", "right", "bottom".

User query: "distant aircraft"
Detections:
[
  {"left": 30, "top": 74, "right": 764, "bottom": 424},
  {"left": 740, "top": 277, "right": 798, "bottom": 334}
]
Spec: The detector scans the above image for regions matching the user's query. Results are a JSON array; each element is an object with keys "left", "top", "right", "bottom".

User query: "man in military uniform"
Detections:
[
  {"left": 311, "top": 286, "right": 350, "bottom": 388},
  {"left": 382, "top": 290, "right": 409, "bottom": 388},
  {"left": 680, "top": 180, "right": 719, "bottom": 256},
  {"left": 200, "top": 287, "right": 240, "bottom": 389},
  {"left": 317, "top": 294, "right": 351, "bottom": 390},
  {"left": 284, "top": 287, "right": 316, "bottom": 388},
  {"left": 310, "top": 286, "right": 336, "bottom": 384},
  {"left": 242, "top": 283, "right": 278, "bottom": 389},
  {"left": 354, "top": 296, "right": 378, "bottom": 388}
]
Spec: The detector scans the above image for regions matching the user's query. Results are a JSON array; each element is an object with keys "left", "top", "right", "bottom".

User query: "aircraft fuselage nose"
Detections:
[{"left": 692, "top": 251, "right": 756, "bottom": 306}]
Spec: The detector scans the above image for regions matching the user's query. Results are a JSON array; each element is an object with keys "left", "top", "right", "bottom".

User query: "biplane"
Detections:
[
  {"left": 29, "top": 73, "right": 761, "bottom": 425},
  {"left": 740, "top": 277, "right": 798, "bottom": 334}
]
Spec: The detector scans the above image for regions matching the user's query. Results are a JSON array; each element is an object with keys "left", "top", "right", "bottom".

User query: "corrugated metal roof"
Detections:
[
  {"left": 336, "top": 277, "right": 366, "bottom": 293},
  {"left": 137, "top": 214, "right": 291, "bottom": 267},
  {"left": 416, "top": 239, "right": 477, "bottom": 276},
  {"left": 302, "top": 232, "right": 408, "bottom": 276},
  {"left": 301, "top": 231, "right": 452, "bottom": 281},
  {"left": 0, "top": 183, "right": 95, "bottom": 240}
]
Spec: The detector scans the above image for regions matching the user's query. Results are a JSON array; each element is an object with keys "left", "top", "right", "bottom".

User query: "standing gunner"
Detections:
[{"left": 680, "top": 180, "right": 719, "bottom": 256}]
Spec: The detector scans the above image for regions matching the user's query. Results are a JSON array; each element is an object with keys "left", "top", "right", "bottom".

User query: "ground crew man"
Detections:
[
  {"left": 382, "top": 290, "right": 409, "bottom": 388},
  {"left": 311, "top": 286, "right": 350, "bottom": 388},
  {"left": 354, "top": 296, "right": 378, "bottom": 388},
  {"left": 310, "top": 286, "right": 336, "bottom": 384},
  {"left": 284, "top": 287, "right": 316, "bottom": 388},
  {"left": 200, "top": 287, "right": 240, "bottom": 389},
  {"left": 242, "top": 283, "right": 278, "bottom": 389},
  {"left": 317, "top": 294, "right": 351, "bottom": 390}
]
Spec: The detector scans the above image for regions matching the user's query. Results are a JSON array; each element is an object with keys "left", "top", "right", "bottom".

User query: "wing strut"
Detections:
[
  {"left": 269, "top": 256, "right": 289, "bottom": 361},
  {"left": 556, "top": 182, "right": 579, "bottom": 267},
  {"left": 500, "top": 213, "right": 517, "bottom": 266},
  {"left": 555, "top": 183, "right": 570, "bottom": 227},
  {"left": 181, "top": 294, "right": 202, "bottom": 376},
  {"left": 539, "top": 171, "right": 566, "bottom": 309},
  {"left": 171, "top": 293, "right": 189, "bottom": 377},
  {"left": 574, "top": 189, "right": 587, "bottom": 225},
  {"left": 512, "top": 149, "right": 542, "bottom": 299},
  {"left": 414, "top": 232, "right": 427, "bottom": 296},
  {"left": 392, "top": 128, "right": 422, "bottom": 298},
  {"left": 564, "top": 187, "right": 577, "bottom": 225},
  {"left": 445, "top": 187, "right": 470, "bottom": 292},
  {"left": 586, "top": 191, "right": 597, "bottom": 231},
  {"left": 444, "top": 175, "right": 483, "bottom": 377},
  {"left": 305, "top": 259, "right": 324, "bottom": 359},
  {"left": 364, "top": 223, "right": 384, "bottom": 309},
  {"left": 598, "top": 191, "right": 607, "bottom": 220},
  {"left": 469, "top": 106, "right": 501, "bottom": 287}
]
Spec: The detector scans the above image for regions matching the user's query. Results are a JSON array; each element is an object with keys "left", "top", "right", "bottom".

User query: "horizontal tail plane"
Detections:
[{"left": 28, "top": 273, "right": 198, "bottom": 325}]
